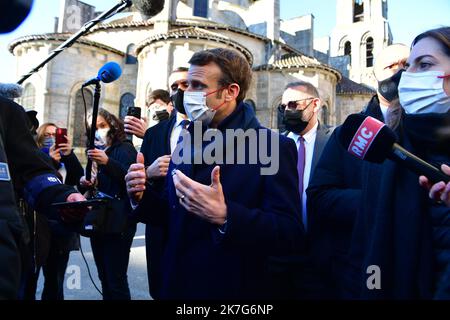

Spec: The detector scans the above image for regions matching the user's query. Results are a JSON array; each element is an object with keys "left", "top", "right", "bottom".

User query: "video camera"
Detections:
[{"left": 52, "top": 192, "right": 129, "bottom": 237}]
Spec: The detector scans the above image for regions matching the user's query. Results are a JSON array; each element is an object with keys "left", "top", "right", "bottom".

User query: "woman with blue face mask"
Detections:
[
  {"left": 345, "top": 27, "right": 450, "bottom": 300},
  {"left": 23, "top": 123, "right": 84, "bottom": 300},
  {"left": 79, "top": 108, "right": 137, "bottom": 300}
]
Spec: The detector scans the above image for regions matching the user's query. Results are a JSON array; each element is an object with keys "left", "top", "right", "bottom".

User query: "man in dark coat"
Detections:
[
  {"left": 0, "top": 0, "right": 86, "bottom": 299},
  {"left": 137, "top": 67, "right": 189, "bottom": 299},
  {"left": 268, "top": 81, "right": 333, "bottom": 298},
  {"left": 306, "top": 44, "right": 410, "bottom": 298},
  {"left": 126, "top": 48, "right": 304, "bottom": 299},
  {"left": 0, "top": 96, "right": 85, "bottom": 299}
]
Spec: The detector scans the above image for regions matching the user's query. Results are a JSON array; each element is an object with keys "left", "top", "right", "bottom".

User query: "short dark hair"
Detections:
[
  {"left": 148, "top": 89, "right": 171, "bottom": 105},
  {"left": 188, "top": 48, "right": 252, "bottom": 103},
  {"left": 172, "top": 66, "right": 189, "bottom": 73},
  {"left": 285, "top": 81, "right": 320, "bottom": 99}
]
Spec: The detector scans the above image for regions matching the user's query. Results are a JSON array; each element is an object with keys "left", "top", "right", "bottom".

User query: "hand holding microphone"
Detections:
[{"left": 419, "top": 164, "right": 450, "bottom": 207}]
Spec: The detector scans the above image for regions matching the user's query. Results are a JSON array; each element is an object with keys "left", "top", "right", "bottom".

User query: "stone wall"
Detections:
[{"left": 335, "top": 93, "right": 373, "bottom": 124}]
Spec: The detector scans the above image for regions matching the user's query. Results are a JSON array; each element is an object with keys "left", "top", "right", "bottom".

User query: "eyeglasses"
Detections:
[{"left": 278, "top": 98, "right": 315, "bottom": 112}]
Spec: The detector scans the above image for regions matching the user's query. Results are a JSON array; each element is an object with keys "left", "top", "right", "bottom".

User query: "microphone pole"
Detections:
[
  {"left": 85, "top": 81, "right": 101, "bottom": 182},
  {"left": 17, "top": 0, "right": 132, "bottom": 85}
]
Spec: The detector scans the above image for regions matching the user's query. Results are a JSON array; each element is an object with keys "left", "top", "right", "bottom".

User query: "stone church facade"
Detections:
[{"left": 10, "top": 0, "right": 391, "bottom": 150}]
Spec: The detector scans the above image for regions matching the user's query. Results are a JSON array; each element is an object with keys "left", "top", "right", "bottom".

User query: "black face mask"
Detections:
[
  {"left": 378, "top": 69, "right": 404, "bottom": 102},
  {"left": 153, "top": 110, "right": 170, "bottom": 122},
  {"left": 282, "top": 109, "right": 310, "bottom": 134},
  {"left": 171, "top": 89, "right": 185, "bottom": 115}
]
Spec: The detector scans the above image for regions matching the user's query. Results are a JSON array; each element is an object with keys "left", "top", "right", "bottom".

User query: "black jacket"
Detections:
[
  {"left": 349, "top": 111, "right": 450, "bottom": 299},
  {"left": 135, "top": 102, "right": 305, "bottom": 299},
  {"left": 306, "top": 95, "right": 384, "bottom": 298},
  {"left": 268, "top": 122, "right": 333, "bottom": 299},
  {"left": 60, "top": 151, "right": 84, "bottom": 187},
  {"left": 0, "top": 96, "right": 77, "bottom": 299},
  {"left": 138, "top": 115, "right": 177, "bottom": 299},
  {"left": 94, "top": 140, "right": 137, "bottom": 232}
]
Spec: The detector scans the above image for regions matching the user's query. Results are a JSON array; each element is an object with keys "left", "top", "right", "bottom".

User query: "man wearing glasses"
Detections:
[
  {"left": 279, "top": 81, "right": 333, "bottom": 230},
  {"left": 267, "top": 81, "right": 333, "bottom": 299}
]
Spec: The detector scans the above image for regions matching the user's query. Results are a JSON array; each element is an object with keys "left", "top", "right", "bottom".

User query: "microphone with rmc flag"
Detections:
[
  {"left": 82, "top": 62, "right": 122, "bottom": 88},
  {"left": 338, "top": 114, "right": 450, "bottom": 184}
]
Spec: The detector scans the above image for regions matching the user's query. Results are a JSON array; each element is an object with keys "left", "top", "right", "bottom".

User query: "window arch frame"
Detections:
[
  {"left": 21, "top": 83, "right": 36, "bottom": 110},
  {"left": 126, "top": 43, "right": 137, "bottom": 65}
]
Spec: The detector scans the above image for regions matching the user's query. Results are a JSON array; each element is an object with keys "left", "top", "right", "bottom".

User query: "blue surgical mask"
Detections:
[
  {"left": 399, "top": 71, "right": 450, "bottom": 114},
  {"left": 183, "top": 89, "right": 226, "bottom": 125},
  {"left": 42, "top": 137, "right": 55, "bottom": 149}
]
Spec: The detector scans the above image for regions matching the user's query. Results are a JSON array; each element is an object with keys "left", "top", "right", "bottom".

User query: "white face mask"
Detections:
[
  {"left": 95, "top": 128, "right": 109, "bottom": 149},
  {"left": 183, "top": 91, "right": 217, "bottom": 125},
  {"left": 399, "top": 70, "right": 450, "bottom": 114}
]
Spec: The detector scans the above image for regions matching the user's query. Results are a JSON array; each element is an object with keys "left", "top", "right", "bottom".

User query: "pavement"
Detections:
[{"left": 35, "top": 223, "right": 151, "bottom": 300}]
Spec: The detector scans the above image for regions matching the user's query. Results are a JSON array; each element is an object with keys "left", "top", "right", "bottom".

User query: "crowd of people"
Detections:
[{"left": 0, "top": 0, "right": 449, "bottom": 301}]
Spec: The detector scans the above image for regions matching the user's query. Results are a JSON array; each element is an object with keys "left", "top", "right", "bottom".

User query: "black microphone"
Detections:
[
  {"left": 133, "top": 0, "right": 165, "bottom": 18},
  {"left": 338, "top": 114, "right": 450, "bottom": 184}
]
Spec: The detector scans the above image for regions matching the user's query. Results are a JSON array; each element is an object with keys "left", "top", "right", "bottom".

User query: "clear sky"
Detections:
[{"left": 1, "top": 0, "right": 449, "bottom": 83}]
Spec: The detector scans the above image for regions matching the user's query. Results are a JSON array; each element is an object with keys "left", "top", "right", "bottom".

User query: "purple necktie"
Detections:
[
  {"left": 297, "top": 136, "right": 306, "bottom": 201},
  {"left": 177, "top": 120, "right": 191, "bottom": 145}
]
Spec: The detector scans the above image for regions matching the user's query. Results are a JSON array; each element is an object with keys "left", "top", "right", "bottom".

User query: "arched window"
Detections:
[
  {"left": 193, "top": 0, "right": 208, "bottom": 18},
  {"left": 22, "top": 83, "right": 35, "bottom": 110},
  {"left": 120, "top": 93, "right": 136, "bottom": 120},
  {"left": 73, "top": 89, "right": 93, "bottom": 147},
  {"left": 344, "top": 41, "right": 352, "bottom": 64},
  {"left": 126, "top": 44, "right": 137, "bottom": 64},
  {"left": 353, "top": 0, "right": 364, "bottom": 23},
  {"left": 366, "top": 37, "right": 374, "bottom": 67}
]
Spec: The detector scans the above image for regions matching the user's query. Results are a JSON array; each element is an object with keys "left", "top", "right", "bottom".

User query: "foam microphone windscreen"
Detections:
[
  {"left": 339, "top": 114, "right": 397, "bottom": 163},
  {"left": 0, "top": 83, "right": 24, "bottom": 99},
  {"left": 98, "top": 62, "right": 122, "bottom": 83},
  {"left": 133, "top": 0, "right": 165, "bottom": 19}
]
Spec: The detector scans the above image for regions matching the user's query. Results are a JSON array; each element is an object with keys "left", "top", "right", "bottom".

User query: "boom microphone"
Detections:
[
  {"left": 339, "top": 114, "right": 450, "bottom": 184},
  {"left": 82, "top": 62, "right": 122, "bottom": 87},
  {"left": 133, "top": 0, "right": 165, "bottom": 19}
]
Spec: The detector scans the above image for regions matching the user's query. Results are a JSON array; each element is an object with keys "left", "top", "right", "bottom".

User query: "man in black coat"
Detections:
[
  {"left": 306, "top": 44, "right": 410, "bottom": 298},
  {"left": 268, "top": 81, "right": 333, "bottom": 298},
  {"left": 126, "top": 48, "right": 304, "bottom": 299},
  {"left": 137, "top": 67, "right": 189, "bottom": 299},
  {"left": 0, "top": 96, "right": 85, "bottom": 299}
]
